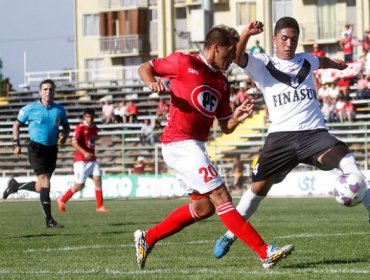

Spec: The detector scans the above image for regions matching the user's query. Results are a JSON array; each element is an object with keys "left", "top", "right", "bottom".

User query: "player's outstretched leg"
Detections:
[
  {"left": 213, "top": 233, "right": 236, "bottom": 259},
  {"left": 3, "top": 178, "right": 19, "bottom": 199},
  {"left": 134, "top": 230, "right": 151, "bottom": 269},
  {"left": 261, "top": 242, "right": 294, "bottom": 269}
]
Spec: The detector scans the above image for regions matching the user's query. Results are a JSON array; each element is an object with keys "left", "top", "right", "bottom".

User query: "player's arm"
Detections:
[
  {"left": 58, "top": 123, "right": 70, "bottom": 145},
  {"left": 72, "top": 141, "right": 93, "bottom": 161},
  {"left": 219, "top": 98, "right": 254, "bottom": 134},
  {"left": 318, "top": 57, "right": 348, "bottom": 70},
  {"left": 138, "top": 62, "right": 167, "bottom": 93},
  {"left": 236, "top": 21, "right": 264, "bottom": 67},
  {"left": 12, "top": 120, "right": 22, "bottom": 157}
]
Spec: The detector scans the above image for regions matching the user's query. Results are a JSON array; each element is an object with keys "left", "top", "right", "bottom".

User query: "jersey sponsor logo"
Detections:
[
  {"left": 191, "top": 85, "right": 221, "bottom": 117},
  {"left": 188, "top": 68, "right": 199, "bottom": 75},
  {"left": 272, "top": 88, "right": 317, "bottom": 107}
]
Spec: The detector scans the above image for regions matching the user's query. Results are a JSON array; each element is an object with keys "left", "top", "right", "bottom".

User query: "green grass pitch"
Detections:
[{"left": 0, "top": 197, "right": 369, "bottom": 280}]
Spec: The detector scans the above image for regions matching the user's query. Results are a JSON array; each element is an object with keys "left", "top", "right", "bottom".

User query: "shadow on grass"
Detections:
[{"left": 284, "top": 257, "right": 368, "bottom": 269}]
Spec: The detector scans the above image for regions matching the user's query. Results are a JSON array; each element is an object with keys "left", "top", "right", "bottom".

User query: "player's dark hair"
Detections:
[
  {"left": 204, "top": 25, "right": 240, "bottom": 49},
  {"left": 39, "top": 79, "right": 56, "bottom": 89},
  {"left": 83, "top": 108, "right": 95, "bottom": 116},
  {"left": 274, "top": 17, "right": 300, "bottom": 36}
]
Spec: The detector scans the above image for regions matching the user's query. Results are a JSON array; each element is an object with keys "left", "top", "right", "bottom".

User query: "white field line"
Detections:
[
  {"left": 0, "top": 267, "right": 369, "bottom": 276},
  {"left": 21, "top": 231, "right": 368, "bottom": 254}
]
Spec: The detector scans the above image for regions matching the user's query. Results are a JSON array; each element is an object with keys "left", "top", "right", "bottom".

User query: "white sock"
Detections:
[
  {"left": 225, "top": 188, "right": 265, "bottom": 239},
  {"left": 338, "top": 153, "right": 369, "bottom": 210},
  {"left": 338, "top": 153, "right": 364, "bottom": 177}
]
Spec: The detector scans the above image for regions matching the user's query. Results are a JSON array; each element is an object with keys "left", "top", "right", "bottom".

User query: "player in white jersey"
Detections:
[{"left": 213, "top": 17, "right": 370, "bottom": 259}]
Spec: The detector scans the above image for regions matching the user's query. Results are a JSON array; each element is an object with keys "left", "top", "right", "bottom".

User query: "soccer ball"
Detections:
[{"left": 333, "top": 173, "right": 367, "bottom": 207}]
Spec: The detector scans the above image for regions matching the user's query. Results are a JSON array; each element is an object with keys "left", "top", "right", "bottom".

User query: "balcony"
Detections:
[
  {"left": 300, "top": 21, "right": 347, "bottom": 44},
  {"left": 100, "top": 0, "right": 148, "bottom": 10},
  {"left": 100, "top": 35, "right": 149, "bottom": 55}
]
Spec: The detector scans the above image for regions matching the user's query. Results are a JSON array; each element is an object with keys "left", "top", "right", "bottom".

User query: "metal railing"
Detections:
[{"left": 99, "top": 35, "right": 149, "bottom": 54}]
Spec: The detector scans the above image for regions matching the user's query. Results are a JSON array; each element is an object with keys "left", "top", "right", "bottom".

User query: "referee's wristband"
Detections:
[{"left": 13, "top": 139, "right": 20, "bottom": 147}]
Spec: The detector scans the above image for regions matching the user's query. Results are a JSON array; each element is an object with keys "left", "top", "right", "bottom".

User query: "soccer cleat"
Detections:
[
  {"left": 3, "top": 177, "right": 19, "bottom": 199},
  {"left": 96, "top": 206, "right": 109, "bottom": 213},
  {"left": 57, "top": 198, "right": 66, "bottom": 213},
  {"left": 46, "top": 219, "right": 64, "bottom": 228},
  {"left": 261, "top": 242, "right": 294, "bottom": 269},
  {"left": 213, "top": 234, "right": 236, "bottom": 259},
  {"left": 134, "top": 229, "right": 150, "bottom": 269}
]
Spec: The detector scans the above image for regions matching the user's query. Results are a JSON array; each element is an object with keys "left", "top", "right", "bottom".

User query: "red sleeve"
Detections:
[
  {"left": 150, "top": 52, "right": 183, "bottom": 78},
  {"left": 72, "top": 124, "right": 82, "bottom": 143}
]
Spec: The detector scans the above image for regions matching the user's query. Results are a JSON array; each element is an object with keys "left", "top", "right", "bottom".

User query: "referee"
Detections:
[{"left": 3, "top": 79, "right": 70, "bottom": 228}]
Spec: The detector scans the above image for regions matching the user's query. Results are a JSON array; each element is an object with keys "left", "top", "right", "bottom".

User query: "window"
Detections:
[
  {"left": 317, "top": 0, "right": 336, "bottom": 39},
  {"left": 85, "top": 59, "right": 104, "bottom": 82},
  {"left": 272, "top": 0, "right": 292, "bottom": 24},
  {"left": 83, "top": 14, "right": 100, "bottom": 37},
  {"left": 236, "top": 1, "right": 256, "bottom": 26}
]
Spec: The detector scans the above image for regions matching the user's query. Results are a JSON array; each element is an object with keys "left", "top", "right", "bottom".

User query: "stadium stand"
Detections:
[{"left": 0, "top": 77, "right": 370, "bottom": 181}]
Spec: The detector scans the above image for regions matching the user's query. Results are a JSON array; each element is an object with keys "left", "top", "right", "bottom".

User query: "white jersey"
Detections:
[{"left": 243, "top": 52, "right": 327, "bottom": 133}]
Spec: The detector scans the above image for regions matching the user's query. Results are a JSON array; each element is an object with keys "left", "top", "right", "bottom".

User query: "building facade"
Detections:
[{"left": 73, "top": 0, "right": 370, "bottom": 85}]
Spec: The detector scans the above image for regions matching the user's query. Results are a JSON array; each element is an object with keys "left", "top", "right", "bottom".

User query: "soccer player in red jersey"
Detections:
[
  {"left": 133, "top": 25, "right": 294, "bottom": 270},
  {"left": 57, "top": 108, "right": 109, "bottom": 213}
]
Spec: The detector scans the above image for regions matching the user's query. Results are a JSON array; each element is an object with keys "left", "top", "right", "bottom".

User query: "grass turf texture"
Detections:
[{"left": 0, "top": 197, "right": 369, "bottom": 280}]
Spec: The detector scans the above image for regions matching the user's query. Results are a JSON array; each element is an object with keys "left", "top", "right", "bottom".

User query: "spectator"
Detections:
[
  {"left": 125, "top": 100, "right": 138, "bottom": 123},
  {"left": 335, "top": 94, "right": 346, "bottom": 123},
  {"left": 114, "top": 101, "right": 127, "bottom": 121},
  {"left": 156, "top": 98, "right": 169, "bottom": 122},
  {"left": 132, "top": 156, "right": 145, "bottom": 174},
  {"left": 336, "top": 76, "right": 351, "bottom": 97},
  {"left": 249, "top": 40, "right": 265, "bottom": 54},
  {"left": 311, "top": 43, "right": 326, "bottom": 57},
  {"left": 140, "top": 119, "right": 155, "bottom": 145},
  {"left": 101, "top": 100, "right": 114, "bottom": 124},
  {"left": 327, "top": 82, "right": 340, "bottom": 100},
  {"left": 235, "top": 82, "right": 250, "bottom": 106},
  {"left": 321, "top": 96, "right": 337, "bottom": 123},
  {"left": 340, "top": 33, "right": 355, "bottom": 63},
  {"left": 343, "top": 96, "right": 355, "bottom": 122},
  {"left": 356, "top": 74, "right": 370, "bottom": 99},
  {"left": 362, "top": 28, "right": 370, "bottom": 54},
  {"left": 229, "top": 87, "right": 237, "bottom": 111},
  {"left": 341, "top": 23, "right": 353, "bottom": 39},
  {"left": 317, "top": 83, "right": 330, "bottom": 102}
]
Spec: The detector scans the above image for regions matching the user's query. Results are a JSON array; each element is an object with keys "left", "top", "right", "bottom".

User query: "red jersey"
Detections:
[
  {"left": 150, "top": 52, "right": 232, "bottom": 143},
  {"left": 341, "top": 38, "right": 353, "bottom": 55},
  {"left": 72, "top": 121, "right": 98, "bottom": 162}
]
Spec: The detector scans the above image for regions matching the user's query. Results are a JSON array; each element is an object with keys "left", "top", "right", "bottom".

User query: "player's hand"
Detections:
[
  {"left": 58, "top": 132, "right": 67, "bottom": 145},
  {"left": 148, "top": 81, "right": 167, "bottom": 93},
  {"left": 243, "top": 21, "right": 264, "bottom": 37},
  {"left": 83, "top": 151, "right": 93, "bottom": 160},
  {"left": 233, "top": 98, "right": 255, "bottom": 123},
  {"left": 13, "top": 146, "right": 21, "bottom": 158}
]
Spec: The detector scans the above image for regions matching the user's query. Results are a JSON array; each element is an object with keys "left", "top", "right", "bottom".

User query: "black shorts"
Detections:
[
  {"left": 27, "top": 141, "right": 58, "bottom": 176},
  {"left": 252, "top": 129, "right": 347, "bottom": 184}
]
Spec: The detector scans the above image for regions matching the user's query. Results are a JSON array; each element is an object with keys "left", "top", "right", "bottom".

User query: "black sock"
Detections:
[
  {"left": 40, "top": 188, "right": 52, "bottom": 221},
  {"left": 18, "top": 181, "right": 36, "bottom": 192}
]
